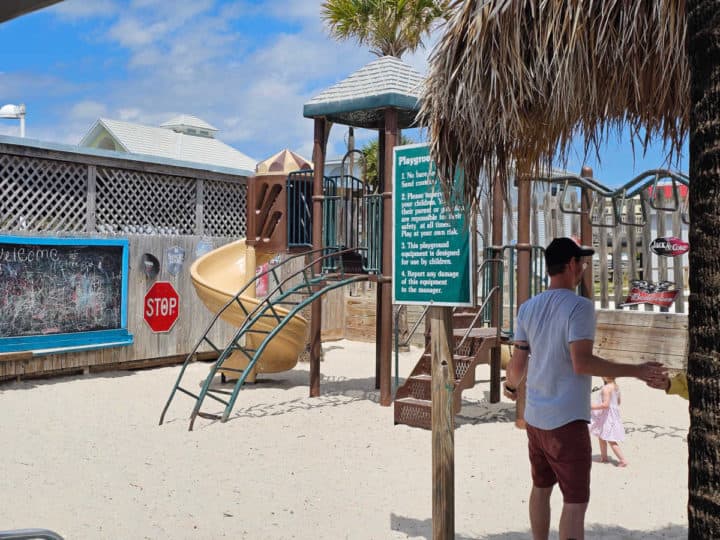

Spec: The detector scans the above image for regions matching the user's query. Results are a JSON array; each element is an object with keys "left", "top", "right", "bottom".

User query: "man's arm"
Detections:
[
  {"left": 504, "top": 341, "right": 530, "bottom": 400},
  {"left": 569, "top": 339, "right": 666, "bottom": 384}
]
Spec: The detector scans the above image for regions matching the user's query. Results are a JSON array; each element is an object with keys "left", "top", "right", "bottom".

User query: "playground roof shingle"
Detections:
[{"left": 303, "top": 56, "right": 424, "bottom": 129}]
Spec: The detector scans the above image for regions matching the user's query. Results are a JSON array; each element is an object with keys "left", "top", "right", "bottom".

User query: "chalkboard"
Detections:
[{"left": 0, "top": 236, "right": 132, "bottom": 354}]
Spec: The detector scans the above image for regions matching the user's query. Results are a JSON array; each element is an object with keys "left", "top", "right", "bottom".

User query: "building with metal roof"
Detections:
[{"left": 80, "top": 116, "right": 257, "bottom": 173}]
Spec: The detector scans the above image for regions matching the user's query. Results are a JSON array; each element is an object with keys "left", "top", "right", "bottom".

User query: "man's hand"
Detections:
[
  {"left": 636, "top": 362, "right": 668, "bottom": 387},
  {"left": 647, "top": 372, "right": 672, "bottom": 391}
]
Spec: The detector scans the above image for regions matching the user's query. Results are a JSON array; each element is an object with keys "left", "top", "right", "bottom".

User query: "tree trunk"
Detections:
[{"left": 687, "top": 1, "right": 720, "bottom": 536}]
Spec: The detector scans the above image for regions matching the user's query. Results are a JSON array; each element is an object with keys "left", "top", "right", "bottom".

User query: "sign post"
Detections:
[
  {"left": 144, "top": 281, "right": 180, "bottom": 333},
  {"left": 393, "top": 144, "right": 472, "bottom": 539}
]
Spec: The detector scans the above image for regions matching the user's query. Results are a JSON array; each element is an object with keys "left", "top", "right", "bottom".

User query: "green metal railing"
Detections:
[
  {"left": 546, "top": 169, "right": 690, "bottom": 228},
  {"left": 482, "top": 245, "right": 546, "bottom": 337},
  {"left": 160, "top": 245, "right": 369, "bottom": 429},
  {"left": 362, "top": 193, "right": 383, "bottom": 274}
]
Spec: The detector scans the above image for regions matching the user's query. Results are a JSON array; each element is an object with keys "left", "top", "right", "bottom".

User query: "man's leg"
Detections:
[
  {"left": 529, "top": 485, "right": 553, "bottom": 540},
  {"left": 559, "top": 502, "right": 588, "bottom": 540}
]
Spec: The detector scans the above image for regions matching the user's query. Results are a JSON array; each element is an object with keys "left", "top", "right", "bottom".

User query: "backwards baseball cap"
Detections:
[{"left": 544, "top": 237, "right": 595, "bottom": 266}]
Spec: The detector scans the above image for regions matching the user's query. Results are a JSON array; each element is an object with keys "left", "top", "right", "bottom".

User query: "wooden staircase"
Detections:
[{"left": 394, "top": 309, "right": 501, "bottom": 429}]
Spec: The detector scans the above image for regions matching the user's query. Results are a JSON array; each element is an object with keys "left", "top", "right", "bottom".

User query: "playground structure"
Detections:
[
  {"left": 159, "top": 56, "right": 691, "bottom": 430},
  {"left": 189, "top": 239, "right": 308, "bottom": 381},
  {"left": 0, "top": 55, "right": 690, "bottom": 430}
]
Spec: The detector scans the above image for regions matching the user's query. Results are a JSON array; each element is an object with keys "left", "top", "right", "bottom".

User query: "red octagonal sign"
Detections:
[{"left": 144, "top": 281, "right": 180, "bottom": 333}]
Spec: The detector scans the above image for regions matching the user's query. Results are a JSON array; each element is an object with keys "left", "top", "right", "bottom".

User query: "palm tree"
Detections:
[
  {"left": 361, "top": 135, "right": 415, "bottom": 188},
  {"left": 321, "top": 0, "right": 450, "bottom": 58},
  {"left": 420, "top": 0, "right": 719, "bottom": 535}
]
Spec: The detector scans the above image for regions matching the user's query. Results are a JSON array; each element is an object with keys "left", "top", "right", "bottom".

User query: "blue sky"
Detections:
[{"left": 0, "top": 0, "right": 687, "bottom": 186}]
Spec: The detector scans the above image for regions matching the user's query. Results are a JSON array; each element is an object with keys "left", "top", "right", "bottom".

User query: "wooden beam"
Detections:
[
  {"left": 378, "top": 108, "right": 397, "bottom": 406},
  {"left": 310, "top": 117, "right": 328, "bottom": 398},
  {"left": 489, "top": 173, "right": 504, "bottom": 403},
  {"left": 580, "top": 166, "right": 594, "bottom": 299},
  {"left": 0, "top": 351, "right": 33, "bottom": 363},
  {"left": 430, "top": 305, "right": 455, "bottom": 539},
  {"left": 515, "top": 176, "right": 531, "bottom": 429}
]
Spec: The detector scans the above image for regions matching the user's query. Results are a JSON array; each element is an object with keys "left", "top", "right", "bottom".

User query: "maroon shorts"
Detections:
[{"left": 526, "top": 420, "right": 591, "bottom": 504}]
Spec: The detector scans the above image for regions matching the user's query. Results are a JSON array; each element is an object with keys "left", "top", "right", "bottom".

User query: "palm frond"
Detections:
[{"left": 419, "top": 0, "right": 689, "bottom": 206}]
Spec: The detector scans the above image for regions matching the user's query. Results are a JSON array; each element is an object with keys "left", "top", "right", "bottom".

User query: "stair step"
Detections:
[
  {"left": 406, "top": 374, "right": 461, "bottom": 401},
  {"left": 415, "top": 354, "right": 475, "bottom": 378},
  {"left": 394, "top": 397, "right": 431, "bottom": 430}
]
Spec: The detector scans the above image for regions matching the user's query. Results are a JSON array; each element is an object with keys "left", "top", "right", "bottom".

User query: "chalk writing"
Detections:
[{"left": 0, "top": 243, "right": 123, "bottom": 337}]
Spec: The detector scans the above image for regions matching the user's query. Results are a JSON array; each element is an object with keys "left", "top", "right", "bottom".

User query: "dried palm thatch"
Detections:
[{"left": 419, "top": 0, "right": 689, "bottom": 205}]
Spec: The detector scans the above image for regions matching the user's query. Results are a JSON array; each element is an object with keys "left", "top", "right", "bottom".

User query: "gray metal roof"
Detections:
[
  {"left": 80, "top": 118, "right": 257, "bottom": 172},
  {"left": 0, "top": 133, "right": 254, "bottom": 177},
  {"left": 304, "top": 56, "right": 424, "bottom": 129}
]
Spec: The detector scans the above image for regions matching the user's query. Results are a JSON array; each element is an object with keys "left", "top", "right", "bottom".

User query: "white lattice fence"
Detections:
[
  {"left": 0, "top": 153, "right": 87, "bottom": 232},
  {"left": 203, "top": 178, "right": 247, "bottom": 237},
  {"left": 96, "top": 167, "right": 197, "bottom": 235},
  {"left": 0, "top": 150, "right": 248, "bottom": 237}
]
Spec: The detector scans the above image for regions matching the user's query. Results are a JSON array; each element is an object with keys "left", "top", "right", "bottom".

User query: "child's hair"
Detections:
[{"left": 603, "top": 376, "right": 617, "bottom": 385}]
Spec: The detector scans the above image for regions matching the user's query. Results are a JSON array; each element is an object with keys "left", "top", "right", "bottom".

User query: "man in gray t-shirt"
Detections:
[{"left": 504, "top": 237, "right": 665, "bottom": 540}]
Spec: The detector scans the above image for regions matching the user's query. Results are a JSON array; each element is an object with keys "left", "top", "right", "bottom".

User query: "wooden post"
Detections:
[
  {"left": 489, "top": 174, "right": 504, "bottom": 403},
  {"left": 430, "top": 305, "right": 455, "bottom": 540},
  {"left": 515, "top": 176, "right": 531, "bottom": 429},
  {"left": 86, "top": 165, "right": 97, "bottom": 233},
  {"left": 378, "top": 108, "right": 397, "bottom": 406},
  {"left": 580, "top": 166, "right": 594, "bottom": 299},
  {"left": 310, "top": 117, "right": 327, "bottom": 397}
]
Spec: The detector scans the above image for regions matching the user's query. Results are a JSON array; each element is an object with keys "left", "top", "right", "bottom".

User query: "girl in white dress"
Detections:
[{"left": 589, "top": 376, "right": 627, "bottom": 467}]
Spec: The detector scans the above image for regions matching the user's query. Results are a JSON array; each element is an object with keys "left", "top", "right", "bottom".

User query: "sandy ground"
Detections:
[{"left": 0, "top": 340, "right": 688, "bottom": 539}]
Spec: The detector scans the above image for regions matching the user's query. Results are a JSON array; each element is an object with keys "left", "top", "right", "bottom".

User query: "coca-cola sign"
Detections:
[
  {"left": 650, "top": 236, "right": 689, "bottom": 257},
  {"left": 620, "top": 280, "right": 680, "bottom": 308}
]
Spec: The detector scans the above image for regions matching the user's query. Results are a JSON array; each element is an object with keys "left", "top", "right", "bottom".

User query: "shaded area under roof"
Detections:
[{"left": 303, "top": 56, "right": 423, "bottom": 129}]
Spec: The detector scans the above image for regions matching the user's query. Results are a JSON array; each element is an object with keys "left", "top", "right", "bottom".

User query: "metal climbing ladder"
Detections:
[{"left": 159, "top": 247, "right": 369, "bottom": 430}]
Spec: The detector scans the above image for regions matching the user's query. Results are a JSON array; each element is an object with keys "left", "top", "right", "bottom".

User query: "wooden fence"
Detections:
[{"left": 0, "top": 138, "right": 249, "bottom": 380}]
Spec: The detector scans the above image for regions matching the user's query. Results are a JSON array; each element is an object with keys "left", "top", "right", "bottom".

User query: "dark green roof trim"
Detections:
[{"left": 303, "top": 92, "right": 420, "bottom": 119}]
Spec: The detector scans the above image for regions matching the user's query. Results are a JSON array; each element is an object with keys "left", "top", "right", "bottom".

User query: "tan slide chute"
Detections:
[{"left": 190, "top": 239, "right": 307, "bottom": 381}]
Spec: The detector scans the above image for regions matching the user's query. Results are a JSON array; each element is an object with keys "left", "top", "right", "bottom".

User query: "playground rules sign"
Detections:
[{"left": 392, "top": 144, "right": 473, "bottom": 307}]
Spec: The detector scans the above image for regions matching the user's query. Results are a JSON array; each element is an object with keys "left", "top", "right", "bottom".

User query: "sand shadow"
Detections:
[
  {"left": 623, "top": 420, "right": 687, "bottom": 440},
  {"left": 390, "top": 513, "right": 687, "bottom": 539},
  {"left": 188, "top": 370, "right": 519, "bottom": 428}
]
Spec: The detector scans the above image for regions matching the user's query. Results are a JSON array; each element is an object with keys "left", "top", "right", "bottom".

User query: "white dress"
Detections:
[{"left": 589, "top": 384, "right": 625, "bottom": 442}]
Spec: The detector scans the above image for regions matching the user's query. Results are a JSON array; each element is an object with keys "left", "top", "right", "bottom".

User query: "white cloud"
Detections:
[
  {"left": 28, "top": 0, "right": 438, "bottom": 161},
  {"left": 51, "top": 0, "right": 119, "bottom": 20}
]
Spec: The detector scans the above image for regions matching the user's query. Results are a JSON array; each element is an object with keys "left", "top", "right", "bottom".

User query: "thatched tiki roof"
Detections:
[{"left": 420, "top": 0, "right": 689, "bottom": 202}]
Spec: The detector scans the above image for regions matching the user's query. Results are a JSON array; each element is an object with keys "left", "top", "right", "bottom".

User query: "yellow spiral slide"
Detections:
[{"left": 190, "top": 239, "right": 308, "bottom": 382}]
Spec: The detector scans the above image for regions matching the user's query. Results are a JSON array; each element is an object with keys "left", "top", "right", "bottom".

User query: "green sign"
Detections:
[{"left": 392, "top": 144, "right": 473, "bottom": 306}]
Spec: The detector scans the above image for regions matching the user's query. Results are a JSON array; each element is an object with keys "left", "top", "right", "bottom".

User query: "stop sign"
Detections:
[{"left": 144, "top": 281, "right": 180, "bottom": 332}]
